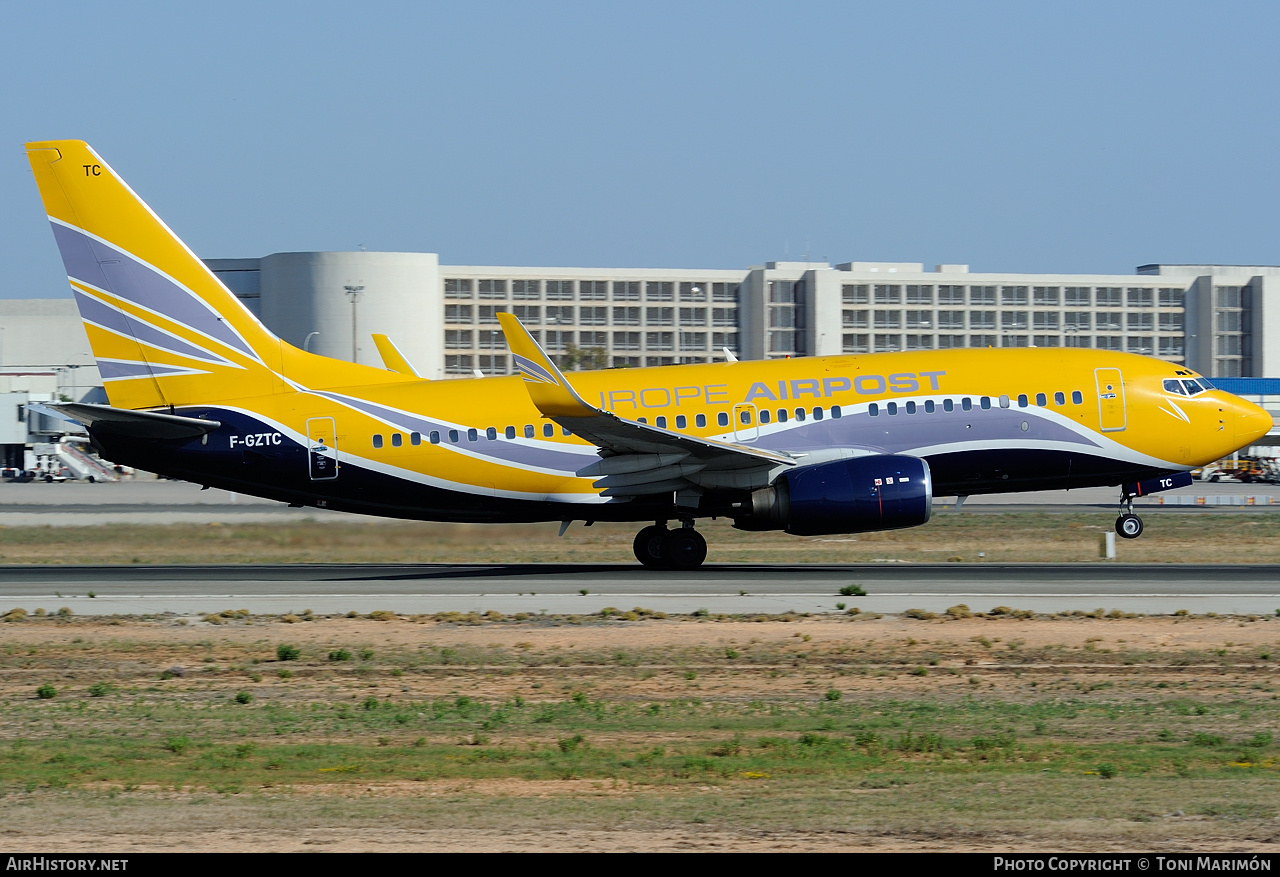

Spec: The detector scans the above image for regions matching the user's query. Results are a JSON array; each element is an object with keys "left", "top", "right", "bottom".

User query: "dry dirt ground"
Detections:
[{"left": 1, "top": 612, "right": 1278, "bottom": 852}]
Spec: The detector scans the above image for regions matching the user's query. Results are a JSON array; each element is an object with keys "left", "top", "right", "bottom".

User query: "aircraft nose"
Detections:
[{"left": 1236, "top": 399, "right": 1273, "bottom": 447}]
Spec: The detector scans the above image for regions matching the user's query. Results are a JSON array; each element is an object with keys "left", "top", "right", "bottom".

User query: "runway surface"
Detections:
[{"left": 3, "top": 563, "right": 1277, "bottom": 617}]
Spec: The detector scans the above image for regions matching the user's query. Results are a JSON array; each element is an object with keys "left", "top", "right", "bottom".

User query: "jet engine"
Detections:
[{"left": 737, "top": 454, "right": 932, "bottom": 536}]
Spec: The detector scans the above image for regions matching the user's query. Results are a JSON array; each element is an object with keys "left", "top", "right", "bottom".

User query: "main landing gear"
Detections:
[
  {"left": 633, "top": 521, "right": 708, "bottom": 570},
  {"left": 1115, "top": 491, "right": 1144, "bottom": 540}
]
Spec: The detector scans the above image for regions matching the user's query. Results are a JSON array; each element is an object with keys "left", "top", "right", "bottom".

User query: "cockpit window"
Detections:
[
  {"left": 1182, "top": 379, "right": 1209, "bottom": 396},
  {"left": 1163, "top": 379, "right": 1187, "bottom": 395}
]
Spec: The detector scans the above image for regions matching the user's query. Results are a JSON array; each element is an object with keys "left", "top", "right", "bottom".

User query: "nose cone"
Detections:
[{"left": 1235, "top": 399, "right": 1274, "bottom": 447}]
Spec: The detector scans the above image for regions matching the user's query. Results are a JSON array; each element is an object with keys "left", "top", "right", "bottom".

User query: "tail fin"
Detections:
[{"left": 25, "top": 141, "right": 286, "bottom": 409}]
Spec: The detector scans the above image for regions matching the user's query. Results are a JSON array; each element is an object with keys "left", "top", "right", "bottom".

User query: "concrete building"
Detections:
[{"left": 205, "top": 254, "right": 1280, "bottom": 381}]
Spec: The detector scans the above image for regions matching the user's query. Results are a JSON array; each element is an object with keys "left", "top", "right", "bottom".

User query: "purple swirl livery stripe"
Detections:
[
  {"left": 751, "top": 402, "right": 1103, "bottom": 456},
  {"left": 50, "top": 221, "right": 257, "bottom": 361},
  {"left": 73, "top": 290, "right": 229, "bottom": 365},
  {"left": 513, "top": 354, "right": 558, "bottom": 385},
  {"left": 97, "top": 359, "right": 207, "bottom": 381},
  {"left": 311, "top": 391, "right": 594, "bottom": 473}
]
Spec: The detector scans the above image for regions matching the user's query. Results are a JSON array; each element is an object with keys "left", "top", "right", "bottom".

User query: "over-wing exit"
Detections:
[{"left": 24, "top": 141, "right": 1274, "bottom": 568}]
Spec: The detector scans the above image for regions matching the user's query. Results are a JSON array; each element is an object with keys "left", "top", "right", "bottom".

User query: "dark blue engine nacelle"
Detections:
[{"left": 740, "top": 454, "right": 932, "bottom": 536}]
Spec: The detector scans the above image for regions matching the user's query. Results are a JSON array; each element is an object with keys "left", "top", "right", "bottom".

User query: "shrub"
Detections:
[
  {"left": 558, "top": 734, "right": 585, "bottom": 753},
  {"left": 277, "top": 668, "right": 293, "bottom": 679},
  {"left": 36, "top": 683, "right": 56, "bottom": 699},
  {"left": 368, "top": 610, "right": 395, "bottom": 621},
  {"left": 1098, "top": 763, "right": 1116, "bottom": 779},
  {"left": 87, "top": 681, "right": 112, "bottom": 697},
  {"left": 946, "top": 604, "right": 972, "bottom": 619},
  {"left": 823, "top": 688, "right": 842, "bottom": 702},
  {"left": 359, "top": 649, "right": 374, "bottom": 661},
  {"left": 904, "top": 608, "right": 936, "bottom": 620},
  {"left": 361, "top": 696, "right": 379, "bottom": 711},
  {"left": 57, "top": 607, "right": 73, "bottom": 618},
  {"left": 5, "top": 608, "right": 27, "bottom": 622},
  {"left": 1191, "top": 733, "right": 1223, "bottom": 747},
  {"left": 164, "top": 736, "right": 191, "bottom": 754},
  {"left": 234, "top": 691, "right": 253, "bottom": 704},
  {"left": 276, "top": 644, "right": 300, "bottom": 661},
  {"left": 839, "top": 584, "right": 867, "bottom": 597},
  {"left": 329, "top": 649, "right": 352, "bottom": 662}
]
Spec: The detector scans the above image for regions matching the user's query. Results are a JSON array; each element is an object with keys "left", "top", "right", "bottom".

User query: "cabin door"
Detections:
[
  {"left": 1094, "top": 368, "right": 1127, "bottom": 433},
  {"left": 732, "top": 403, "right": 759, "bottom": 442},
  {"left": 306, "top": 417, "right": 339, "bottom": 480}
]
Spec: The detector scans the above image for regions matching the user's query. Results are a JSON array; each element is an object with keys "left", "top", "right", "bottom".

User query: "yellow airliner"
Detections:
[{"left": 24, "top": 140, "right": 1274, "bottom": 568}]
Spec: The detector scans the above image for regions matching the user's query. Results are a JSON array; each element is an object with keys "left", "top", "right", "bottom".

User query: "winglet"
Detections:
[
  {"left": 497, "top": 312, "right": 597, "bottom": 418},
  {"left": 371, "top": 334, "right": 421, "bottom": 377}
]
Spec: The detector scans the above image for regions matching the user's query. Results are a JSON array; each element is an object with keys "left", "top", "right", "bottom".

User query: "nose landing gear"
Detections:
[
  {"left": 632, "top": 521, "right": 708, "bottom": 569},
  {"left": 1115, "top": 491, "right": 1144, "bottom": 539}
]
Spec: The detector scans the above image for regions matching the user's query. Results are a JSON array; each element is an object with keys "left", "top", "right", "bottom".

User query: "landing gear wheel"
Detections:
[
  {"left": 633, "top": 525, "right": 668, "bottom": 568},
  {"left": 1115, "top": 514, "right": 1143, "bottom": 539},
  {"left": 661, "top": 528, "right": 708, "bottom": 570}
]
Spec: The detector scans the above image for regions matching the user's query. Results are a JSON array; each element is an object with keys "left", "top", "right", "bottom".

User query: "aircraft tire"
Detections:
[
  {"left": 1115, "top": 514, "right": 1143, "bottom": 539},
  {"left": 661, "top": 529, "right": 708, "bottom": 570},
  {"left": 633, "top": 525, "right": 668, "bottom": 567}
]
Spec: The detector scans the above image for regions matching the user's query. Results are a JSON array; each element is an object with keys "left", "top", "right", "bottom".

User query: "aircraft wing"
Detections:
[{"left": 497, "top": 313, "right": 793, "bottom": 498}]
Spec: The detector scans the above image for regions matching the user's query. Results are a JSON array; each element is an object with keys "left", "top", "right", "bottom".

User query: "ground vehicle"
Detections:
[{"left": 24, "top": 140, "right": 1274, "bottom": 567}]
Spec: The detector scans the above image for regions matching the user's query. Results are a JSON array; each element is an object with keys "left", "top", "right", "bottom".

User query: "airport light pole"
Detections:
[{"left": 344, "top": 285, "right": 364, "bottom": 363}]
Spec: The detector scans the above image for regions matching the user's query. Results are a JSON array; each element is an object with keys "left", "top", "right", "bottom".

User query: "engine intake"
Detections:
[{"left": 740, "top": 454, "right": 932, "bottom": 536}]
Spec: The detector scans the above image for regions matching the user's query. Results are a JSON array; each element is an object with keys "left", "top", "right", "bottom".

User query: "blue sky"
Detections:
[{"left": 3, "top": 1, "right": 1278, "bottom": 297}]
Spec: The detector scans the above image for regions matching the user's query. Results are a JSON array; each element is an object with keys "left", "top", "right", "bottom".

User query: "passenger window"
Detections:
[
  {"left": 943, "top": 399, "right": 954, "bottom": 412},
  {"left": 1036, "top": 393, "right": 1047, "bottom": 406},
  {"left": 1071, "top": 391, "right": 1083, "bottom": 404},
  {"left": 760, "top": 409, "right": 772, "bottom": 423},
  {"left": 980, "top": 397, "right": 991, "bottom": 410},
  {"left": 676, "top": 414, "right": 687, "bottom": 428},
  {"left": 505, "top": 426, "right": 516, "bottom": 439},
  {"left": 924, "top": 400, "right": 935, "bottom": 413},
  {"left": 524, "top": 424, "right": 535, "bottom": 438},
  {"left": 411, "top": 432, "right": 421, "bottom": 446},
  {"left": 1054, "top": 392, "right": 1065, "bottom": 405},
  {"left": 449, "top": 429, "right": 460, "bottom": 443},
  {"left": 1017, "top": 394, "right": 1028, "bottom": 408},
  {"left": 887, "top": 402, "right": 898, "bottom": 415},
  {"left": 813, "top": 407, "right": 824, "bottom": 420},
  {"left": 638, "top": 417, "right": 648, "bottom": 424},
  {"left": 563, "top": 426, "right": 571, "bottom": 436},
  {"left": 485, "top": 427, "right": 497, "bottom": 440},
  {"left": 902, "top": 402, "right": 913, "bottom": 414},
  {"left": 429, "top": 431, "right": 440, "bottom": 444},
  {"left": 467, "top": 428, "right": 478, "bottom": 442},
  {"left": 696, "top": 413, "right": 707, "bottom": 428},
  {"left": 999, "top": 395, "right": 1010, "bottom": 409},
  {"left": 373, "top": 434, "right": 383, "bottom": 448},
  {"left": 831, "top": 406, "right": 841, "bottom": 419},
  {"left": 656, "top": 416, "right": 667, "bottom": 428},
  {"left": 869, "top": 403, "right": 879, "bottom": 416},
  {"left": 717, "top": 412, "right": 729, "bottom": 427},
  {"left": 794, "top": 408, "right": 806, "bottom": 422},
  {"left": 391, "top": 433, "right": 402, "bottom": 447},
  {"left": 961, "top": 398, "right": 972, "bottom": 411},
  {"left": 777, "top": 409, "right": 788, "bottom": 423},
  {"left": 543, "top": 424, "right": 554, "bottom": 437}
]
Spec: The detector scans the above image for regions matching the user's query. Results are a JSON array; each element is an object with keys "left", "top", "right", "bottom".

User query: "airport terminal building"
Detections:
[{"left": 203, "top": 254, "right": 1280, "bottom": 382}]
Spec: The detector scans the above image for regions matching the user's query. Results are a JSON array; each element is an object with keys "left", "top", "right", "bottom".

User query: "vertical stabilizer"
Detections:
[{"left": 25, "top": 141, "right": 285, "bottom": 409}]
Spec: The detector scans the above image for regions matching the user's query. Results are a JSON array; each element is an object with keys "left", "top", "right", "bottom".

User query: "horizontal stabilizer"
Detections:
[{"left": 37, "top": 402, "right": 221, "bottom": 440}]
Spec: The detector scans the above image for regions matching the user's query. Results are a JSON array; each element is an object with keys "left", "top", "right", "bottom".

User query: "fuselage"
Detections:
[{"left": 88, "top": 346, "right": 1272, "bottom": 524}]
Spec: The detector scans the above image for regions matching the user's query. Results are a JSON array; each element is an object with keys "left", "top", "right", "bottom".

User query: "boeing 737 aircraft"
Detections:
[{"left": 24, "top": 141, "right": 1274, "bottom": 569}]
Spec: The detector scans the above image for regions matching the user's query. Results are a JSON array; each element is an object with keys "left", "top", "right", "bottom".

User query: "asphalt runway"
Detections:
[{"left": 3, "top": 562, "right": 1277, "bottom": 617}]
